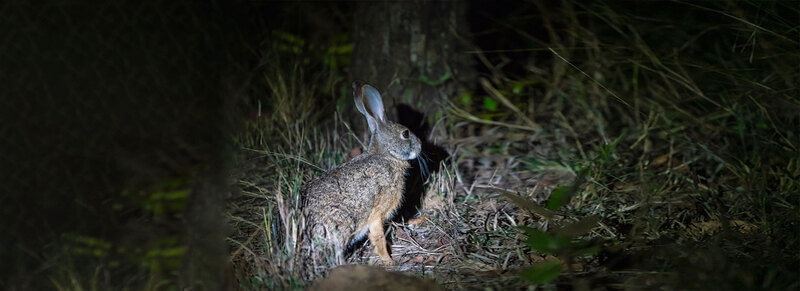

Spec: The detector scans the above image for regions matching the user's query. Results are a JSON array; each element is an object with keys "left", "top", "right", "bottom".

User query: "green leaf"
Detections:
[
  {"left": 460, "top": 92, "right": 473, "bottom": 105},
  {"left": 326, "top": 43, "right": 353, "bottom": 55},
  {"left": 554, "top": 215, "right": 601, "bottom": 238},
  {"left": 273, "top": 31, "right": 306, "bottom": 46},
  {"left": 522, "top": 227, "right": 572, "bottom": 254},
  {"left": 520, "top": 260, "right": 562, "bottom": 284},
  {"left": 598, "top": 135, "right": 624, "bottom": 163},
  {"left": 521, "top": 158, "right": 573, "bottom": 175},
  {"left": 546, "top": 186, "right": 570, "bottom": 210},
  {"left": 419, "top": 72, "right": 452, "bottom": 86},
  {"left": 150, "top": 189, "right": 189, "bottom": 200},
  {"left": 572, "top": 244, "right": 601, "bottom": 256},
  {"left": 63, "top": 233, "right": 112, "bottom": 249},
  {"left": 512, "top": 83, "right": 523, "bottom": 94},
  {"left": 510, "top": 80, "right": 538, "bottom": 95},
  {"left": 483, "top": 97, "right": 498, "bottom": 111},
  {"left": 403, "top": 88, "right": 414, "bottom": 103},
  {"left": 500, "top": 191, "right": 555, "bottom": 219},
  {"left": 522, "top": 157, "right": 546, "bottom": 168},
  {"left": 478, "top": 112, "right": 505, "bottom": 120},
  {"left": 517, "top": 225, "right": 538, "bottom": 236}
]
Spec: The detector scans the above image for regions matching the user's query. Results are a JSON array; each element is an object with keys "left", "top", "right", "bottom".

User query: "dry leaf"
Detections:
[
  {"left": 348, "top": 147, "right": 362, "bottom": 158},
  {"left": 651, "top": 154, "right": 669, "bottom": 166},
  {"left": 687, "top": 220, "right": 758, "bottom": 238}
]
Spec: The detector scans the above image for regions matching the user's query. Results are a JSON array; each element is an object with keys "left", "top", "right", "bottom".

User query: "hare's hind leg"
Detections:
[{"left": 367, "top": 213, "right": 394, "bottom": 265}]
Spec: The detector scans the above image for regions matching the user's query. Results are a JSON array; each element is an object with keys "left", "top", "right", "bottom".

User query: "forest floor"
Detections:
[
  {"left": 227, "top": 2, "right": 798, "bottom": 290},
  {"left": 229, "top": 111, "right": 584, "bottom": 290}
]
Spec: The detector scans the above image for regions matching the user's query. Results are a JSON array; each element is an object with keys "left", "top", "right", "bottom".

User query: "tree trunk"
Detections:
[
  {"left": 349, "top": 1, "right": 476, "bottom": 132},
  {"left": 180, "top": 164, "right": 230, "bottom": 290}
]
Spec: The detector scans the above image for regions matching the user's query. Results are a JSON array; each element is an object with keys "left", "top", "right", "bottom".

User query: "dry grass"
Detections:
[{"left": 228, "top": 1, "right": 799, "bottom": 289}]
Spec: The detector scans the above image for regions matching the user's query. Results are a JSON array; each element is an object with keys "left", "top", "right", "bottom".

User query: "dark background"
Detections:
[
  {"left": 2, "top": 0, "right": 798, "bottom": 289},
  {"left": 2, "top": 1, "right": 259, "bottom": 287}
]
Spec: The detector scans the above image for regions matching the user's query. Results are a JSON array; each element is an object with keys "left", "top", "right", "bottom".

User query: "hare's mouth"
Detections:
[{"left": 397, "top": 150, "right": 416, "bottom": 160}]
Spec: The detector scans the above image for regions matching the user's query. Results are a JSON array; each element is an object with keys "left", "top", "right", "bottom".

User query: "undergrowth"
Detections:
[
  {"left": 454, "top": 0, "right": 799, "bottom": 288},
  {"left": 229, "top": 1, "right": 798, "bottom": 289},
  {"left": 227, "top": 36, "right": 357, "bottom": 288}
]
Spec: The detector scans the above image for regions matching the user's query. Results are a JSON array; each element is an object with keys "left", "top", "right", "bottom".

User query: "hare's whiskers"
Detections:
[{"left": 416, "top": 153, "right": 430, "bottom": 180}]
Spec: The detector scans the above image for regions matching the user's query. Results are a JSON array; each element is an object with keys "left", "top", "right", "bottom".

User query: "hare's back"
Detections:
[{"left": 303, "top": 155, "right": 397, "bottom": 224}]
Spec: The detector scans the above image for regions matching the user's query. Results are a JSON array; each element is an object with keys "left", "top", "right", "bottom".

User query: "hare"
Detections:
[{"left": 302, "top": 81, "right": 422, "bottom": 266}]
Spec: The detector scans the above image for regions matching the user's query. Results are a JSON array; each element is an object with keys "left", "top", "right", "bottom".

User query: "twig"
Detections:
[{"left": 449, "top": 103, "right": 539, "bottom": 132}]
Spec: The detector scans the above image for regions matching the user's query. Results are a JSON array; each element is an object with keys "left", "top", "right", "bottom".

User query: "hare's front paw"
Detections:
[
  {"left": 378, "top": 257, "right": 396, "bottom": 267},
  {"left": 372, "top": 254, "right": 395, "bottom": 266},
  {"left": 407, "top": 214, "right": 426, "bottom": 226}
]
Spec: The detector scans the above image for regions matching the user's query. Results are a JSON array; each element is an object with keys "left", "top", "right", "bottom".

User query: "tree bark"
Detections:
[
  {"left": 180, "top": 164, "right": 230, "bottom": 290},
  {"left": 349, "top": 1, "right": 476, "bottom": 132}
]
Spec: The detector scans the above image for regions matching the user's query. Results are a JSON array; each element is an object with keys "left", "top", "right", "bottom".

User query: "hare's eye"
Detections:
[{"left": 401, "top": 130, "right": 409, "bottom": 139}]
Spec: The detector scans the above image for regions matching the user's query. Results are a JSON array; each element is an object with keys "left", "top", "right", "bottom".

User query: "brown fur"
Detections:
[
  {"left": 303, "top": 154, "right": 408, "bottom": 264},
  {"left": 301, "top": 81, "right": 421, "bottom": 266}
]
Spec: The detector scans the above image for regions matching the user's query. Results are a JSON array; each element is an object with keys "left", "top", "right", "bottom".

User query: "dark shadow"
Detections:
[{"left": 393, "top": 103, "right": 450, "bottom": 223}]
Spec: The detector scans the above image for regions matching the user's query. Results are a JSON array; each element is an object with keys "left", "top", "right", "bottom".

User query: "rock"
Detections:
[{"left": 309, "top": 265, "right": 442, "bottom": 291}]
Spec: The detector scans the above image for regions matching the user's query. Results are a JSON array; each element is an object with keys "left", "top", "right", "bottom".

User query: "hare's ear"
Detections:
[
  {"left": 353, "top": 81, "right": 379, "bottom": 133},
  {"left": 362, "top": 85, "right": 386, "bottom": 123}
]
